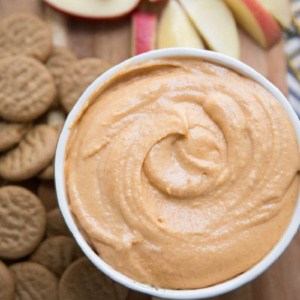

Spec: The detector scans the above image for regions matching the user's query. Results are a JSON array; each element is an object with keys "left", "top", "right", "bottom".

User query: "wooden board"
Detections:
[{"left": 0, "top": 1, "right": 297, "bottom": 300}]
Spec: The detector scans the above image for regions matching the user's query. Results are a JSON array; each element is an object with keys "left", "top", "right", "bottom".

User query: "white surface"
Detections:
[{"left": 55, "top": 48, "right": 300, "bottom": 299}]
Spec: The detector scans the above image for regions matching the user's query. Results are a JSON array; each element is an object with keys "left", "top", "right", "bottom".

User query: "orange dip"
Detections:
[{"left": 65, "top": 58, "right": 300, "bottom": 289}]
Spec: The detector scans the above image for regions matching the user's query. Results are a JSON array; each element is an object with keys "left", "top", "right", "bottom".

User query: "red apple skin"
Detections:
[
  {"left": 44, "top": 0, "right": 142, "bottom": 21},
  {"left": 132, "top": 13, "right": 156, "bottom": 56},
  {"left": 244, "top": 0, "right": 282, "bottom": 47},
  {"left": 225, "top": 0, "right": 282, "bottom": 48}
]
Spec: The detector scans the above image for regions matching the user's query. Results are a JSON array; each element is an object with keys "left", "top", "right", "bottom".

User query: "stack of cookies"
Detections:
[{"left": 0, "top": 13, "right": 126, "bottom": 300}]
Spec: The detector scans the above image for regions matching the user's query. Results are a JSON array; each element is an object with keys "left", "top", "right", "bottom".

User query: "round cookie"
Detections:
[
  {"left": 0, "top": 260, "right": 15, "bottom": 300},
  {"left": 46, "top": 208, "right": 70, "bottom": 237},
  {"left": 59, "top": 58, "right": 111, "bottom": 112},
  {"left": 0, "top": 186, "right": 46, "bottom": 259},
  {"left": 0, "top": 121, "right": 31, "bottom": 152},
  {"left": 37, "top": 182, "right": 58, "bottom": 212},
  {"left": 0, "top": 13, "right": 52, "bottom": 62},
  {"left": 0, "top": 125, "right": 57, "bottom": 181},
  {"left": 59, "top": 257, "right": 129, "bottom": 300},
  {"left": 0, "top": 56, "right": 55, "bottom": 122},
  {"left": 30, "top": 236, "right": 83, "bottom": 277},
  {"left": 10, "top": 262, "right": 58, "bottom": 300},
  {"left": 46, "top": 46, "right": 77, "bottom": 87},
  {"left": 46, "top": 46, "right": 77, "bottom": 106},
  {"left": 38, "top": 163, "right": 54, "bottom": 180},
  {"left": 39, "top": 122, "right": 63, "bottom": 180}
]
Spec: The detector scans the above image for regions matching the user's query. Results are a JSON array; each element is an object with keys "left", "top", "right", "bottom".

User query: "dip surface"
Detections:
[{"left": 65, "top": 58, "right": 300, "bottom": 289}]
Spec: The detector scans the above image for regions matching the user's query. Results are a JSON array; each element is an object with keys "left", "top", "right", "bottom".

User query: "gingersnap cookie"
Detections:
[
  {"left": 0, "top": 186, "right": 46, "bottom": 259},
  {"left": 59, "top": 58, "right": 111, "bottom": 112},
  {"left": 0, "top": 56, "right": 55, "bottom": 122},
  {"left": 38, "top": 182, "right": 58, "bottom": 212},
  {"left": 0, "top": 125, "right": 57, "bottom": 181},
  {"left": 46, "top": 208, "right": 70, "bottom": 237},
  {"left": 59, "top": 257, "right": 129, "bottom": 300},
  {"left": 46, "top": 46, "right": 77, "bottom": 106},
  {"left": 46, "top": 208, "right": 70, "bottom": 238},
  {"left": 31, "top": 236, "right": 83, "bottom": 277},
  {"left": 38, "top": 163, "right": 54, "bottom": 180},
  {"left": 10, "top": 262, "right": 58, "bottom": 300},
  {"left": 0, "top": 13, "right": 52, "bottom": 62},
  {"left": 0, "top": 121, "right": 31, "bottom": 152},
  {"left": 0, "top": 261, "right": 15, "bottom": 300},
  {"left": 39, "top": 122, "right": 63, "bottom": 180}
]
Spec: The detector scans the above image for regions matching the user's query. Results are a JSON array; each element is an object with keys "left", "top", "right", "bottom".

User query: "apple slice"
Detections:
[
  {"left": 43, "top": 0, "right": 141, "bottom": 20},
  {"left": 178, "top": 0, "right": 240, "bottom": 59},
  {"left": 223, "top": 0, "right": 282, "bottom": 49},
  {"left": 132, "top": 13, "right": 156, "bottom": 56},
  {"left": 256, "top": 0, "right": 292, "bottom": 29},
  {"left": 157, "top": 0, "right": 204, "bottom": 49}
]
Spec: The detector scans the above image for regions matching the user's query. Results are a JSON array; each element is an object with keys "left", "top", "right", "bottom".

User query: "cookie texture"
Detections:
[
  {"left": 0, "top": 260, "right": 15, "bottom": 300},
  {"left": 10, "top": 262, "right": 58, "bottom": 300},
  {"left": 38, "top": 182, "right": 58, "bottom": 212},
  {"left": 0, "top": 55, "right": 55, "bottom": 122},
  {"left": 39, "top": 123, "right": 63, "bottom": 180},
  {"left": 46, "top": 46, "right": 77, "bottom": 106},
  {"left": 0, "top": 121, "right": 31, "bottom": 152},
  {"left": 59, "top": 257, "right": 128, "bottom": 300},
  {"left": 0, "top": 186, "right": 46, "bottom": 259},
  {"left": 31, "top": 236, "right": 83, "bottom": 277},
  {"left": 38, "top": 163, "right": 54, "bottom": 180},
  {"left": 0, "top": 125, "right": 57, "bottom": 181},
  {"left": 46, "top": 208, "right": 70, "bottom": 237},
  {"left": 59, "top": 58, "right": 111, "bottom": 112},
  {"left": 0, "top": 13, "right": 52, "bottom": 62}
]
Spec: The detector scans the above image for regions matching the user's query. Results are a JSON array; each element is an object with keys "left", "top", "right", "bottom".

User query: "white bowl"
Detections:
[{"left": 55, "top": 48, "right": 300, "bottom": 299}]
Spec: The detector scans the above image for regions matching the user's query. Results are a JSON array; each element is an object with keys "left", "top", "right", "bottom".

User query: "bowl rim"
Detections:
[{"left": 55, "top": 48, "right": 300, "bottom": 299}]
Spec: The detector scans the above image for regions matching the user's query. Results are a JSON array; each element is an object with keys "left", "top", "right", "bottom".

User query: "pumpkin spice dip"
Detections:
[{"left": 65, "top": 58, "right": 300, "bottom": 289}]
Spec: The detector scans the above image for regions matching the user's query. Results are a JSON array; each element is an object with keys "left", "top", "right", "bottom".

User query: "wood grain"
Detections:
[{"left": 0, "top": 1, "right": 297, "bottom": 300}]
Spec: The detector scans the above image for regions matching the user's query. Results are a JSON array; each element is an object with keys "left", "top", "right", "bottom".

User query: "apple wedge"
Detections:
[
  {"left": 132, "top": 13, "right": 156, "bottom": 56},
  {"left": 158, "top": 0, "right": 204, "bottom": 49},
  {"left": 256, "top": 0, "right": 292, "bottom": 29},
  {"left": 178, "top": 0, "right": 240, "bottom": 59},
  {"left": 224, "top": 0, "right": 282, "bottom": 49},
  {"left": 43, "top": 0, "right": 141, "bottom": 20}
]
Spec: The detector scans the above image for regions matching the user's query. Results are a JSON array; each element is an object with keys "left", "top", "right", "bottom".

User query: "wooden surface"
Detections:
[{"left": 0, "top": 1, "right": 298, "bottom": 299}]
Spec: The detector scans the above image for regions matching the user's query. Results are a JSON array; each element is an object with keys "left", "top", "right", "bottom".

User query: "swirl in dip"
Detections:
[{"left": 65, "top": 58, "right": 300, "bottom": 289}]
